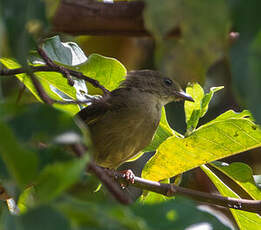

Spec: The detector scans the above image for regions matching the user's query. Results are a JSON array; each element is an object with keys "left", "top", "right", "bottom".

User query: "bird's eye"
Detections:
[{"left": 164, "top": 78, "right": 173, "bottom": 86}]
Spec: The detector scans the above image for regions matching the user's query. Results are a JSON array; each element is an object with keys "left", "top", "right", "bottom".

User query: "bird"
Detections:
[{"left": 76, "top": 70, "right": 193, "bottom": 170}]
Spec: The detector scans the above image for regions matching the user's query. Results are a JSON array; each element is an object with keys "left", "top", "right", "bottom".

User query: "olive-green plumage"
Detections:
[{"left": 76, "top": 70, "right": 193, "bottom": 168}]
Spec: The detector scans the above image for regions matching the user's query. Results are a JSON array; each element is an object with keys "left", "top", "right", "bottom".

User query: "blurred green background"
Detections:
[{"left": 1, "top": 0, "right": 261, "bottom": 229}]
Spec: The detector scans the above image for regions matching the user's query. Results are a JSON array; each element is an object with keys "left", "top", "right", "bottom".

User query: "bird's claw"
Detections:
[{"left": 117, "top": 169, "right": 135, "bottom": 189}]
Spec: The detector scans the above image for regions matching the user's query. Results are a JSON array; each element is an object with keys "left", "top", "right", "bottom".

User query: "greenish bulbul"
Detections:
[{"left": 76, "top": 70, "right": 193, "bottom": 169}]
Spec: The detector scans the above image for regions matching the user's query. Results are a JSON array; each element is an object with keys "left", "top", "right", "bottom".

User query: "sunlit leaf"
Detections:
[
  {"left": 0, "top": 58, "right": 79, "bottom": 115},
  {"left": 75, "top": 53, "right": 127, "bottom": 94},
  {"left": 185, "top": 83, "right": 223, "bottom": 133},
  {"left": 211, "top": 162, "right": 261, "bottom": 200},
  {"left": 142, "top": 110, "right": 261, "bottom": 181},
  {"left": 201, "top": 165, "right": 261, "bottom": 229}
]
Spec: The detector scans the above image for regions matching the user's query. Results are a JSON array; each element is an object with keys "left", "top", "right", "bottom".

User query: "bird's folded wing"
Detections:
[{"left": 76, "top": 99, "right": 111, "bottom": 126}]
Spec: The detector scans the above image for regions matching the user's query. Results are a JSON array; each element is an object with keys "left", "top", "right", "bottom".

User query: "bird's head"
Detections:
[{"left": 120, "top": 70, "right": 194, "bottom": 105}]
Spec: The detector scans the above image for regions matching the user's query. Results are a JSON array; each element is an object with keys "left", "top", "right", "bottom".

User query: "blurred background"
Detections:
[{"left": 1, "top": 0, "right": 261, "bottom": 229}]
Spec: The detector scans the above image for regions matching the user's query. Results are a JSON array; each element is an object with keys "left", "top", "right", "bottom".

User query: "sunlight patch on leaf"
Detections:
[{"left": 142, "top": 110, "right": 261, "bottom": 181}]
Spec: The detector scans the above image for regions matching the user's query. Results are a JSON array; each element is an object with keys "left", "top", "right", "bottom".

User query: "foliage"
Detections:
[{"left": 1, "top": 0, "right": 261, "bottom": 230}]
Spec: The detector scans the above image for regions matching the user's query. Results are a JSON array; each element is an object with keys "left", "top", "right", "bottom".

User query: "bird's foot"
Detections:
[{"left": 115, "top": 169, "right": 135, "bottom": 189}]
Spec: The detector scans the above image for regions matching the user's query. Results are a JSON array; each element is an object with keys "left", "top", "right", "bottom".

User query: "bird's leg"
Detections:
[
  {"left": 104, "top": 168, "right": 135, "bottom": 189},
  {"left": 117, "top": 169, "right": 135, "bottom": 185}
]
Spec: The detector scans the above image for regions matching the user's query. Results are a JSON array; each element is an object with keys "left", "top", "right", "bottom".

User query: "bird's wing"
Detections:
[
  {"left": 76, "top": 98, "right": 111, "bottom": 126},
  {"left": 76, "top": 89, "right": 128, "bottom": 126}
]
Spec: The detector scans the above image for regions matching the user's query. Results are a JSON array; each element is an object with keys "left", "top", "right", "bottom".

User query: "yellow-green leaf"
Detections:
[
  {"left": 211, "top": 162, "right": 261, "bottom": 200},
  {"left": 142, "top": 110, "right": 261, "bottom": 181},
  {"left": 185, "top": 83, "right": 223, "bottom": 133},
  {"left": 201, "top": 165, "right": 261, "bottom": 229}
]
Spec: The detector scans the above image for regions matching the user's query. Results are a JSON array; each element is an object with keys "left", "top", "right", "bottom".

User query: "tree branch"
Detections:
[
  {"left": 0, "top": 64, "right": 110, "bottom": 96},
  {"left": 28, "top": 72, "right": 54, "bottom": 105},
  {"left": 71, "top": 143, "right": 131, "bottom": 205},
  {"left": 37, "top": 47, "right": 74, "bottom": 86},
  {"left": 132, "top": 176, "right": 261, "bottom": 213},
  {"left": 90, "top": 163, "right": 261, "bottom": 213},
  {"left": 52, "top": 0, "right": 180, "bottom": 37},
  {"left": 36, "top": 47, "right": 110, "bottom": 95}
]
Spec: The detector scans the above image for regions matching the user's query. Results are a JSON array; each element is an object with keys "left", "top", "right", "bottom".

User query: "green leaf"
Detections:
[
  {"left": 55, "top": 196, "right": 229, "bottom": 230},
  {"left": 0, "top": 0, "right": 48, "bottom": 65},
  {"left": 1, "top": 36, "right": 127, "bottom": 115},
  {"left": 0, "top": 121, "right": 38, "bottom": 189},
  {"left": 184, "top": 83, "right": 223, "bottom": 132},
  {"left": 41, "top": 36, "right": 87, "bottom": 66},
  {"left": 40, "top": 36, "right": 127, "bottom": 93},
  {"left": 184, "top": 83, "right": 205, "bottom": 131},
  {"left": 3, "top": 206, "right": 70, "bottom": 230},
  {"left": 211, "top": 162, "right": 261, "bottom": 200},
  {"left": 0, "top": 58, "right": 80, "bottom": 115},
  {"left": 75, "top": 53, "right": 127, "bottom": 93},
  {"left": 200, "top": 86, "right": 224, "bottom": 118},
  {"left": 201, "top": 165, "right": 261, "bottom": 230},
  {"left": 132, "top": 197, "right": 230, "bottom": 230},
  {"left": 5, "top": 103, "right": 80, "bottom": 143},
  {"left": 142, "top": 110, "right": 261, "bottom": 181},
  {"left": 35, "top": 155, "right": 89, "bottom": 204}
]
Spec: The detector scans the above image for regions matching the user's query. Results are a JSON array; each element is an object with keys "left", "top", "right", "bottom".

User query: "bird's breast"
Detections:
[{"left": 90, "top": 90, "right": 162, "bottom": 168}]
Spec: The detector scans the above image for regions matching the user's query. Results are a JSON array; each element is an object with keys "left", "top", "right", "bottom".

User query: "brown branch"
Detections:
[
  {"left": 52, "top": 0, "right": 180, "bottom": 37},
  {"left": 0, "top": 65, "right": 110, "bottom": 96},
  {"left": 71, "top": 143, "right": 131, "bottom": 205},
  {"left": 131, "top": 176, "right": 261, "bottom": 213},
  {"left": 87, "top": 162, "right": 131, "bottom": 205},
  {"left": 24, "top": 72, "right": 98, "bottom": 105},
  {"left": 37, "top": 47, "right": 74, "bottom": 86},
  {"left": 37, "top": 47, "right": 110, "bottom": 95},
  {"left": 28, "top": 72, "right": 54, "bottom": 105},
  {"left": 89, "top": 164, "right": 261, "bottom": 213}
]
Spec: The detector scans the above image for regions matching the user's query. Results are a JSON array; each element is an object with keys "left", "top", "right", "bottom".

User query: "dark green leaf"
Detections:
[
  {"left": 3, "top": 206, "right": 70, "bottom": 230},
  {"left": 35, "top": 155, "right": 89, "bottom": 204},
  {"left": 0, "top": 0, "right": 48, "bottom": 65},
  {"left": 5, "top": 103, "right": 80, "bottom": 143},
  {"left": 0, "top": 121, "right": 38, "bottom": 188}
]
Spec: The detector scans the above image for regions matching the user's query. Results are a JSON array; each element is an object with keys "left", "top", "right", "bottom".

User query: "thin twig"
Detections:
[
  {"left": 37, "top": 47, "right": 74, "bottom": 86},
  {"left": 0, "top": 65, "right": 110, "bottom": 95},
  {"left": 28, "top": 72, "right": 54, "bottom": 105},
  {"left": 27, "top": 72, "right": 93, "bottom": 105}
]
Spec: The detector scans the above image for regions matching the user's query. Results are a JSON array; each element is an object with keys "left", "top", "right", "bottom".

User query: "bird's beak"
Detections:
[{"left": 176, "top": 91, "right": 194, "bottom": 102}]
